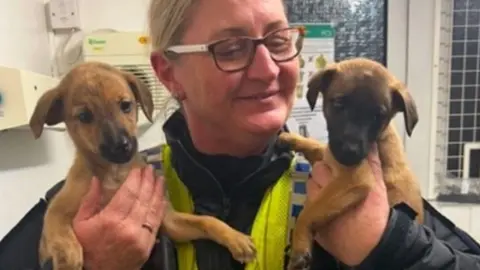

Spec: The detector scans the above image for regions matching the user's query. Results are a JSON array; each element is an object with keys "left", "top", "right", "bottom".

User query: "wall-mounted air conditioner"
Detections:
[{"left": 0, "top": 66, "right": 61, "bottom": 132}]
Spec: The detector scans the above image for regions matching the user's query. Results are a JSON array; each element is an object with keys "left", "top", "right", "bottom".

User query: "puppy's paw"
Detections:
[
  {"left": 287, "top": 251, "right": 312, "bottom": 270},
  {"left": 49, "top": 239, "right": 84, "bottom": 270},
  {"left": 224, "top": 231, "right": 257, "bottom": 264}
]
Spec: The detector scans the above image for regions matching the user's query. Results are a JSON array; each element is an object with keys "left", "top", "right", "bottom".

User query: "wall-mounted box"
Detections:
[{"left": 0, "top": 66, "right": 62, "bottom": 132}]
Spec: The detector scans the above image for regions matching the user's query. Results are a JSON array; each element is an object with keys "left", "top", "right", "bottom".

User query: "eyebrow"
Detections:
[{"left": 209, "top": 20, "right": 288, "bottom": 41}]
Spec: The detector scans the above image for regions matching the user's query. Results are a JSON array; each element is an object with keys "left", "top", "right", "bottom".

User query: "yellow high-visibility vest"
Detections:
[{"left": 161, "top": 144, "right": 294, "bottom": 270}]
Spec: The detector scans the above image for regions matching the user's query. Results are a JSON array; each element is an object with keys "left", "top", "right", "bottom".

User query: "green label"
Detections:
[
  {"left": 301, "top": 24, "right": 335, "bottom": 39},
  {"left": 88, "top": 38, "right": 106, "bottom": 45}
]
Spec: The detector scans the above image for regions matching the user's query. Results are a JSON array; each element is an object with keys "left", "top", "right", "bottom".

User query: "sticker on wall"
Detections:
[
  {"left": 138, "top": 36, "right": 149, "bottom": 45},
  {"left": 286, "top": 23, "right": 334, "bottom": 145},
  {"left": 87, "top": 38, "right": 106, "bottom": 52}
]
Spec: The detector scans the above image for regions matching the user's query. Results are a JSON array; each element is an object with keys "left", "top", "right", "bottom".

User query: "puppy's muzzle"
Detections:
[
  {"left": 330, "top": 140, "right": 368, "bottom": 167},
  {"left": 99, "top": 122, "right": 137, "bottom": 164}
]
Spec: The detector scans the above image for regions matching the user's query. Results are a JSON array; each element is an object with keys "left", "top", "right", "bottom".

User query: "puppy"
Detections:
[
  {"left": 29, "top": 61, "right": 256, "bottom": 270},
  {"left": 279, "top": 57, "right": 424, "bottom": 269}
]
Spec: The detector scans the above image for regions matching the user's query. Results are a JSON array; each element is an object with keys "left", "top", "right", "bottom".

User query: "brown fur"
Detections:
[
  {"left": 278, "top": 58, "right": 424, "bottom": 270},
  {"left": 30, "top": 61, "right": 256, "bottom": 270}
]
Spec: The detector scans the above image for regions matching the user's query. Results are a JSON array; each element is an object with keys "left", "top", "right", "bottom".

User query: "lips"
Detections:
[{"left": 237, "top": 90, "right": 280, "bottom": 100}]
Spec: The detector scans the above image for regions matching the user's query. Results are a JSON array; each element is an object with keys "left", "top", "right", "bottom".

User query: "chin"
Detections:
[{"left": 243, "top": 108, "right": 288, "bottom": 135}]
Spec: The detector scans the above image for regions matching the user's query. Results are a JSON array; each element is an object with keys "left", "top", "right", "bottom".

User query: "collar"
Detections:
[{"left": 162, "top": 110, "right": 293, "bottom": 203}]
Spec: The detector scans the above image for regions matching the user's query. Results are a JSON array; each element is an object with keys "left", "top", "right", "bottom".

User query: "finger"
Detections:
[
  {"left": 145, "top": 176, "right": 166, "bottom": 231},
  {"left": 141, "top": 177, "right": 166, "bottom": 246},
  {"left": 367, "top": 143, "right": 381, "bottom": 166},
  {"left": 306, "top": 178, "right": 322, "bottom": 201},
  {"left": 102, "top": 167, "right": 143, "bottom": 219},
  {"left": 145, "top": 201, "right": 167, "bottom": 248},
  {"left": 129, "top": 165, "right": 156, "bottom": 222},
  {"left": 367, "top": 143, "right": 383, "bottom": 183},
  {"left": 311, "top": 161, "right": 332, "bottom": 186},
  {"left": 74, "top": 177, "right": 102, "bottom": 222}
]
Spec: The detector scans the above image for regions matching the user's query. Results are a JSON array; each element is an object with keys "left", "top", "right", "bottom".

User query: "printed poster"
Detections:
[
  {"left": 285, "top": 24, "right": 336, "bottom": 242},
  {"left": 286, "top": 23, "right": 335, "bottom": 144}
]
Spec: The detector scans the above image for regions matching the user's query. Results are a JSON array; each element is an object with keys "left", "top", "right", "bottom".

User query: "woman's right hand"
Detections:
[{"left": 72, "top": 165, "right": 166, "bottom": 270}]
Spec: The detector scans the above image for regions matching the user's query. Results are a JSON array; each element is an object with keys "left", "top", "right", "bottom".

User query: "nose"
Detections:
[
  {"left": 113, "top": 135, "right": 132, "bottom": 154},
  {"left": 99, "top": 121, "right": 135, "bottom": 164},
  {"left": 246, "top": 45, "right": 279, "bottom": 81},
  {"left": 341, "top": 143, "right": 360, "bottom": 156}
]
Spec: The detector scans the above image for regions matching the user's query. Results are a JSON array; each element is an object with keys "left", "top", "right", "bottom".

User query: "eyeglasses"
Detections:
[{"left": 164, "top": 26, "right": 305, "bottom": 73}]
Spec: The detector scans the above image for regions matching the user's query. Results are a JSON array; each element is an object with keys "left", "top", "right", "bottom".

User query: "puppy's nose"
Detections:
[
  {"left": 114, "top": 136, "right": 132, "bottom": 154},
  {"left": 341, "top": 143, "right": 360, "bottom": 155}
]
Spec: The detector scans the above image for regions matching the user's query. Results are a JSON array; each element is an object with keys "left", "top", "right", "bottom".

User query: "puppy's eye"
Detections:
[
  {"left": 77, "top": 110, "right": 93, "bottom": 124},
  {"left": 120, "top": 101, "right": 133, "bottom": 113}
]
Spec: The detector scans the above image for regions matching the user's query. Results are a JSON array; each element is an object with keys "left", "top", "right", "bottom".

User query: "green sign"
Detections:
[
  {"left": 297, "top": 24, "right": 335, "bottom": 39},
  {"left": 88, "top": 38, "right": 106, "bottom": 45}
]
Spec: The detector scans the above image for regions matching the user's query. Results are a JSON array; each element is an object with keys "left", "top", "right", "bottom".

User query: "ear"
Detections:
[
  {"left": 306, "top": 67, "right": 337, "bottom": 111},
  {"left": 122, "top": 71, "right": 154, "bottom": 123},
  {"left": 150, "top": 52, "right": 177, "bottom": 92},
  {"left": 391, "top": 81, "right": 419, "bottom": 137},
  {"left": 29, "top": 88, "right": 64, "bottom": 139}
]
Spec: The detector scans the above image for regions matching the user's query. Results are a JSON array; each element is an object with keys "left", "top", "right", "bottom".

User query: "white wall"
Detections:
[{"left": 0, "top": 0, "right": 478, "bottom": 242}]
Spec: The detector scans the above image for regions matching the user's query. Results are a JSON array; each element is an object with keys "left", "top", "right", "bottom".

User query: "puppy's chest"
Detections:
[{"left": 99, "top": 167, "right": 129, "bottom": 207}]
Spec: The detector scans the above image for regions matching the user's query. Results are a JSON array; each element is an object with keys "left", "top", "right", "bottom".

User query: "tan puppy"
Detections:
[
  {"left": 279, "top": 57, "right": 424, "bottom": 270},
  {"left": 29, "top": 62, "right": 256, "bottom": 270}
]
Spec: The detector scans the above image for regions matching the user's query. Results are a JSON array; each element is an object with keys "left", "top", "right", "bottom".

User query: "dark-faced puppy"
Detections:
[
  {"left": 306, "top": 58, "right": 418, "bottom": 166},
  {"left": 30, "top": 62, "right": 257, "bottom": 270},
  {"left": 279, "top": 58, "right": 423, "bottom": 270}
]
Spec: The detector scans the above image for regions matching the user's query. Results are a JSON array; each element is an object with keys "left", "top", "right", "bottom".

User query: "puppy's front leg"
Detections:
[
  {"left": 278, "top": 132, "right": 327, "bottom": 164},
  {"left": 287, "top": 170, "right": 374, "bottom": 270},
  {"left": 41, "top": 203, "right": 84, "bottom": 270},
  {"left": 40, "top": 182, "right": 87, "bottom": 270},
  {"left": 162, "top": 207, "right": 256, "bottom": 263}
]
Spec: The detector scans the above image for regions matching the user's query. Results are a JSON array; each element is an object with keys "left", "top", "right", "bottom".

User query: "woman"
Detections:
[
  {"left": 67, "top": 0, "right": 480, "bottom": 269},
  {"left": 1, "top": 0, "right": 478, "bottom": 269}
]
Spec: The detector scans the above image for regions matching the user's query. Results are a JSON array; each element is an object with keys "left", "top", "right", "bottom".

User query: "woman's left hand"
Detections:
[{"left": 306, "top": 144, "right": 390, "bottom": 266}]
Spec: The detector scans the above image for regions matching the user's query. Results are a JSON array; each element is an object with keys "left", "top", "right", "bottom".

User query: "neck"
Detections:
[
  {"left": 186, "top": 117, "right": 273, "bottom": 158},
  {"left": 74, "top": 150, "right": 140, "bottom": 190}
]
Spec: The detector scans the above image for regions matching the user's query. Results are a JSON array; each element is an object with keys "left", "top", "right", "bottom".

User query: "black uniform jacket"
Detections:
[{"left": 1, "top": 111, "right": 480, "bottom": 270}]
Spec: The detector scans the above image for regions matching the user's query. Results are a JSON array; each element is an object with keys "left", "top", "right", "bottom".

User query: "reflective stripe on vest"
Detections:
[{"left": 161, "top": 144, "right": 294, "bottom": 270}]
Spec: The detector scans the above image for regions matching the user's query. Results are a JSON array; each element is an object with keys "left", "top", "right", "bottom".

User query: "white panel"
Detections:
[
  {"left": 77, "top": 0, "right": 150, "bottom": 32},
  {"left": 437, "top": 204, "right": 472, "bottom": 233},
  {"left": 387, "top": 0, "right": 408, "bottom": 142},
  {"left": 405, "top": 0, "right": 437, "bottom": 199},
  {"left": 0, "top": 0, "right": 51, "bottom": 74},
  {"left": 470, "top": 206, "right": 480, "bottom": 242}
]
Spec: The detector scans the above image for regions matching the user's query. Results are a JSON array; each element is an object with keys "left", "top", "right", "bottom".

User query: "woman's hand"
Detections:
[
  {"left": 72, "top": 165, "right": 166, "bottom": 270},
  {"left": 306, "top": 144, "right": 390, "bottom": 266}
]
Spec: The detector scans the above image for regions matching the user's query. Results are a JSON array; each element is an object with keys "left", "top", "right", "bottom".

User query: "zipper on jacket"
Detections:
[{"left": 177, "top": 141, "right": 231, "bottom": 220}]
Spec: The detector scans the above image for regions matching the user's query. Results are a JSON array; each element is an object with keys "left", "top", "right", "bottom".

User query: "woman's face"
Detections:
[{"left": 156, "top": 0, "right": 299, "bottom": 142}]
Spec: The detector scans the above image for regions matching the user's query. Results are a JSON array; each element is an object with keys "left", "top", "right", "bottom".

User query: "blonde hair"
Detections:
[
  {"left": 148, "top": 0, "right": 198, "bottom": 114},
  {"left": 148, "top": 0, "right": 196, "bottom": 51}
]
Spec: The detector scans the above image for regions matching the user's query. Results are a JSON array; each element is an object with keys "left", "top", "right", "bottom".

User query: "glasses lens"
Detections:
[
  {"left": 211, "top": 27, "right": 302, "bottom": 72},
  {"left": 265, "top": 28, "right": 301, "bottom": 62},
  {"left": 212, "top": 38, "right": 253, "bottom": 71}
]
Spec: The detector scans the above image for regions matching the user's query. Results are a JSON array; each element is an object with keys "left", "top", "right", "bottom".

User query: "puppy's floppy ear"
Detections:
[
  {"left": 390, "top": 81, "right": 419, "bottom": 137},
  {"left": 29, "top": 87, "right": 64, "bottom": 139},
  {"left": 306, "top": 67, "right": 337, "bottom": 111},
  {"left": 122, "top": 71, "right": 154, "bottom": 123}
]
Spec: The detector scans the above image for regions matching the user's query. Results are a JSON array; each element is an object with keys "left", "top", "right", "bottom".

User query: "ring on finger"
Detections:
[{"left": 141, "top": 223, "right": 154, "bottom": 234}]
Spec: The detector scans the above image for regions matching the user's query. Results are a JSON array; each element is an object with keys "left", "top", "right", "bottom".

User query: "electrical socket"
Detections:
[{"left": 47, "top": 0, "right": 81, "bottom": 30}]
